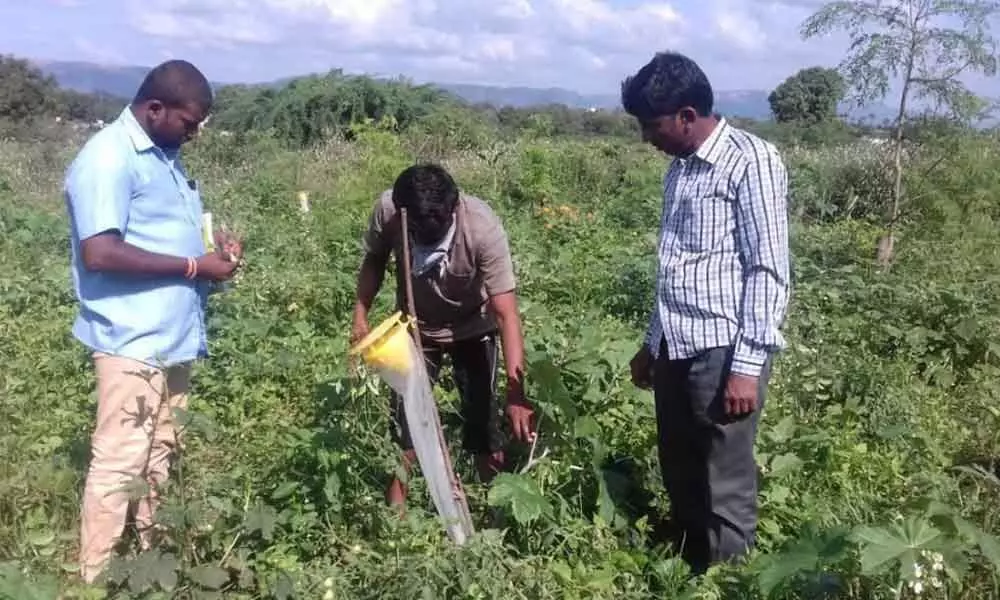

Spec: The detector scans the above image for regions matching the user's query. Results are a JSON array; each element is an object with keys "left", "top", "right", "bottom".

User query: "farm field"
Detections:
[{"left": 2, "top": 118, "right": 1000, "bottom": 600}]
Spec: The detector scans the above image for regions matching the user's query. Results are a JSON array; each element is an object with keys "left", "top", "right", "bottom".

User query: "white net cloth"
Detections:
[{"left": 374, "top": 334, "right": 475, "bottom": 544}]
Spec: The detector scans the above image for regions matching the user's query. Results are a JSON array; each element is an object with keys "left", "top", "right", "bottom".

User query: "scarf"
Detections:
[{"left": 410, "top": 219, "right": 456, "bottom": 278}]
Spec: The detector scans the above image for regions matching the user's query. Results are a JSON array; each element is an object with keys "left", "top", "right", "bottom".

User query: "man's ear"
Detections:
[
  {"left": 679, "top": 107, "right": 698, "bottom": 124},
  {"left": 146, "top": 100, "right": 165, "bottom": 119}
]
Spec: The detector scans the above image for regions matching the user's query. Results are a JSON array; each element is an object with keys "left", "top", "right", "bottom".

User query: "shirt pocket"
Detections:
[
  {"left": 678, "top": 181, "right": 734, "bottom": 253},
  {"left": 184, "top": 177, "right": 203, "bottom": 218},
  {"left": 436, "top": 267, "right": 479, "bottom": 306},
  {"left": 128, "top": 171, "right": 201, "bottom": 256}
]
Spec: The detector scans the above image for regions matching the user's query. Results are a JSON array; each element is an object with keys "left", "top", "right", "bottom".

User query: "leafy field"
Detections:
[{"left": 2, "top": 120, "right": 1000, "bottom": 599}]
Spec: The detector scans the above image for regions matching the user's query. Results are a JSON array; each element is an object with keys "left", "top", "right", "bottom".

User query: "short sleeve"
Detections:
[
  {"left": 65, "top": 142, "right": 133, "bottom": 241},
  {"left": 362, "top": 190, "right": 395, "bottom": 260},
  {"left": 478, "top": 213, "right": 516, "bottom": 296}
]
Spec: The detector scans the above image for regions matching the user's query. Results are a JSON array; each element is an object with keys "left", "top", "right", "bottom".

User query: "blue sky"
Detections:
[{"left": 0, "top": 0, "right": 994, "bottom": 98}]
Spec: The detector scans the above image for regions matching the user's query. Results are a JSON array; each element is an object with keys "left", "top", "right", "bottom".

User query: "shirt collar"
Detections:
[
  {"left": 118, "top": 106, "right": 156, "bottom": 153},
  {"left": 692, "top": 116, "right": 729, "bottom": 166}
]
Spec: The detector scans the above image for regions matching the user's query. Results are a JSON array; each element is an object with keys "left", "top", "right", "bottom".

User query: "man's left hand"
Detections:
[
  {"left": 724, "top": 373, "right": 759, "bottom": 417},
  {"left": 505, "top": 385, "right": 536, "bottom": 443}
]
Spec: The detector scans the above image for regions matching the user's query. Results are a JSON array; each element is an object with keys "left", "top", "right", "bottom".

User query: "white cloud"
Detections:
[
  {"left": 133, "top": 0, "right": 282, "bottom": 46},
  {"left": 714, "top": 8, "right": 767, "bottom": 51},
  {"left": 124, "top": 0, "right": 843, "bottom": 93}
]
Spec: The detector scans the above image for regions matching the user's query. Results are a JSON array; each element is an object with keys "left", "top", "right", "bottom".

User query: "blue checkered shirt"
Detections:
[{"left": 645, "top": 118, "right": 790, "bottom": 377}]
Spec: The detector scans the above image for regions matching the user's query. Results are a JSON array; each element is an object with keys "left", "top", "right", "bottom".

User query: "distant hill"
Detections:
[
  {"left": 32, "top": 59, "right": 896, "bottom": 123},
  {"left": 438, "top": 82, "right": 782, "bottom": 120},
  {"left": 34, "top": 60, "right": 153, "bottom": 100}
]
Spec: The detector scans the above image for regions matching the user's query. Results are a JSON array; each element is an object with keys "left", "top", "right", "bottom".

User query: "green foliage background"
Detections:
[{"left": 1, "top": 63, "right": 1000, "bottom": 600}]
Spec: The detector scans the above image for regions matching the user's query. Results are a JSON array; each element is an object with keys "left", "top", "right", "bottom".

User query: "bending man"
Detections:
[{"left": 352, "top": 164, "right": 535, "bottom": 508}]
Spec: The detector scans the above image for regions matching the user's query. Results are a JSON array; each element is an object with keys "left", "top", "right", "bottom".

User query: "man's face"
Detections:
[
  {"left": 146, "top": 101, "right": 208, "bottom": 150},
  {"left": 638, "top": 109, "right": 694, "bottom": 156},
  {"left": 409, "top": 212, "right": 454, "bottom": 246}
]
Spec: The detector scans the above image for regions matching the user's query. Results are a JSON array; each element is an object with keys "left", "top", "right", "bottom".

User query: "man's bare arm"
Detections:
[
  {"left": 489, "top": 290, "right": 526, "bottom": 388},
  {"left": 81, "top": 232, "right": 237, "bottom": 281},
  {"left": 82, "top": 232, "right": 189, "bottom": 276},
  {"left": 352, "top": 252, "right": 389, "bottom": 341}
]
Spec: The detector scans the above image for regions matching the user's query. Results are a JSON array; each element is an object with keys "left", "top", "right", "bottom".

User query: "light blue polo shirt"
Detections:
[{"left": 64, "top": 107, "right": 210, "bottom": 367}]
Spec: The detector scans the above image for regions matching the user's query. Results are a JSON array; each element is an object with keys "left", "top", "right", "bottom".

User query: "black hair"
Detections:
[
  {"left": 133, "top": 59, "right": 213, "bottom": 111},
  {"left": 621, "top": 51, "right": 714, "bottom": 120},
  {"left": 392, "top": 164, "right": 459, "bottom": 243}
]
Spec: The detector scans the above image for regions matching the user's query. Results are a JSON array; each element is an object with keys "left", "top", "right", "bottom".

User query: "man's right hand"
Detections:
[
  {"left": 349, "top": 315, "right": 370, "bottom": 373},
  {"left": 196, "top": 253, "right": 239, "bottom": 282},
  {"left": 630, "top": 345, "right": 654, "bottom": 390},
  {"left": 351, "top": 315, "right": 370, "bottom": 345}
]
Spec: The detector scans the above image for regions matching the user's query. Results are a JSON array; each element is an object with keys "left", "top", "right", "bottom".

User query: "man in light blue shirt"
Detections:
[{"left": 65, "top": 59, "right": 241, "bottom": 583}]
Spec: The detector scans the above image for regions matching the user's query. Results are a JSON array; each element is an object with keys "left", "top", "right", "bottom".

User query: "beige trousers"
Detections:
[{"left": 79, "top": 352, "right": 191, "bottom": 583}]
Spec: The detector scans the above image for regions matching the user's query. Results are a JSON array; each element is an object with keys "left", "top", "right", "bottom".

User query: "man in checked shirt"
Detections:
[{"left": 622, "top": 52, "right": 790, "bottom": 574}]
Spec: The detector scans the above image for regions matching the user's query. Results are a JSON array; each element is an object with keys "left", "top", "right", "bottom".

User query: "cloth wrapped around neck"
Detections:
[{"left": 410, "top": 219, "right": 456, "bottom": 278}]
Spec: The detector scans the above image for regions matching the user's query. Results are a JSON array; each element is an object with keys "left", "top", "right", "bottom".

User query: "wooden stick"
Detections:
[
  {"left": 399, "top": 208, "right": 423, "bottom": 354},
  {"left": 398, "top": 208, "right": 473, "bottom": 535}
]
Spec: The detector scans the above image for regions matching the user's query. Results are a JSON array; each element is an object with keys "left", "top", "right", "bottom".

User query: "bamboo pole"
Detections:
[{"left": 398, "top": 208, "right": 473, "bottom": 538}]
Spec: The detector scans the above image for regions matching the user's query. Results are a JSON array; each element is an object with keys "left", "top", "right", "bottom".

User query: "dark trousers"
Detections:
[
  {"left": 653, "top": 341, "right": 772, "bottom": 574},
  {"left": 389, "top": 333, "right": 504, "bottom": 456}
]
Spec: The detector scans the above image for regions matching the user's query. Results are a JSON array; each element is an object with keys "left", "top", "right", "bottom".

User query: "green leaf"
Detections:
[
  {"left": 26, "top": 531, "right": 54, "bottom": 547},
  {"left": 756, "top": 550, "right": 818, "bottom": 597},
  {"left": 189, "top": 565, "right": 230, "bottom": 590},
  {"left": 976, "top": 532, "right": 1000, "bottom": 573},
  {"left": 244, "top": 503, "right": 278, "bottom": 540},
  {"left": 238, "top": 566, "right": 255, "bottom": 590},
  {"left": 529, "top": 357, "right": 577, "bottom": 421},
  {"left": 273, "top": 571, "right": 295, "bottom": 600},
  {"left": 852, "top": 526, "right": 910, "bottom": 575},
  {"left": 852, "top": 518, "right": 942, "bottom": 575},
  {"left": 271, "top": 481, "right": 298, "bottom": 501},
  {"left": 323, "top": 473, "right": 341, "bottom": 505},
  {"left": 155, "top": 557, "right": 178, "bottom": 592},
  {"left": 487, "top": 473, "right": 552, "bottom": 525},
  {"left": 769, "top": 453, "right": 804, "bottom": 478},
  {"left": 551, "top": 560, "right": 573, "bottom": 584},
  {"left": 573, "top": 416, "right": 601, "bottom": 440},
  {"left": 766, "top": 485, "right": 791, "bottom": 504},
  {"left": 768, "top": 416, "right": 798, "bottom": 443},
  {"left": 953, "top": 317, "right": 979, "bottom": 342}
]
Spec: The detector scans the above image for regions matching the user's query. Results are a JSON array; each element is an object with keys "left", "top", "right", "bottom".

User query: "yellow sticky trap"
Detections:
[
  {"left": 202, "top": 212, "right": 215, "bottom": 253},
  {"left": 349, "top": 311, "right": 415, "bottom": 376}
]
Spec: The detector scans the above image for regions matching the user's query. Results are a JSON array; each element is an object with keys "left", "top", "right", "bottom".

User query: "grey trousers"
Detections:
[{"left": 653, "top": 342, "right": 772, "bottom": 574}]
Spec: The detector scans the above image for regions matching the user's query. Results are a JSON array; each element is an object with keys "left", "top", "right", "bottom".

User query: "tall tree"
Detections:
[
  {"left": 802, "top": 0, "right": 999, "bottom": 265},
  {"left": 768, "top": 66, "right": 846, "bottom": 124},
  {"left": 0, "top": 55, "right": 59, "bottom": 122}
]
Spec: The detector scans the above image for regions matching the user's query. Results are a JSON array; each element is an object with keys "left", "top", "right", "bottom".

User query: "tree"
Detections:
[
  {"left": 0, "top": 55, "right": 59, "bottom": 122},
  {"left": 802, "top": 0, "right": 999, "bottom": 265},
  {"left": 60, "top": 89, "right": 126, "bottom": 122},
  {"left": 768, "top": 66, "right": 846, "bottom": 124},
  {"left": 210, "top": 71, "right": 459, "bottom": 146}
]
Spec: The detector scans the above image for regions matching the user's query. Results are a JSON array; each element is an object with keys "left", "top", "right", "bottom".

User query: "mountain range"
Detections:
[{"left": 34, "top": 59, "right": 896, "bottom": 123}]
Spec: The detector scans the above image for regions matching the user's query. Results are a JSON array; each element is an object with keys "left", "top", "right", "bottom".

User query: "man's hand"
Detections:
[
  {"left": 195, "top": 253, "right": 239, "bottom": 282},
  {"left": 351, "top": 314, "right": 370, "bottom": 345},
  {"left": 505, "top": 381, "right": 536, "bottom": 443},
  {"left": 214, "top": 230, "right": 243, "bottom": 262},
  {"left": 347, "top": 311, "right": 370, "bottom": 373},
  {"left": 724, "top": 373, "right": 759, "bottom": 417},
  {"left": 630, "top": 345, "right": 654, "bottom": 389}
]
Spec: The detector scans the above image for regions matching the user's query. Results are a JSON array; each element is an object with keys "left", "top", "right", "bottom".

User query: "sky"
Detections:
[{"left": 0, "top": 0, "right": 994, "bottom": 98}]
